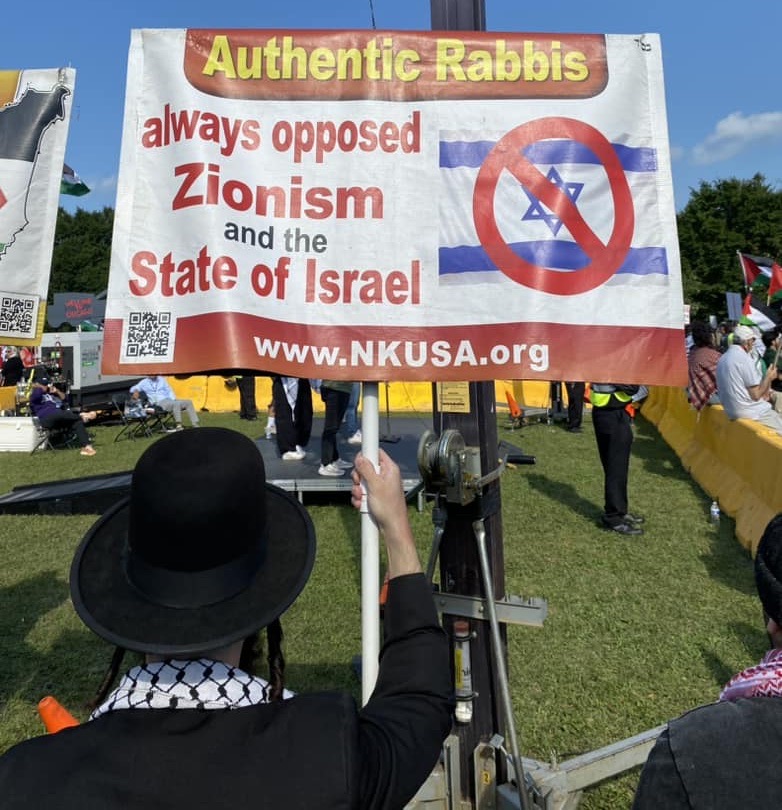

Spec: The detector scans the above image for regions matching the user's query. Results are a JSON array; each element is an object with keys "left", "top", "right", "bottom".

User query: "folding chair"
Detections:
[
  {"left": 150, "top": 403, "right": 177, "bottom": 433},
  {"left": 112, "top": 394, "right": 156, "bottom": 442},
  {"left": 31, "top": 417, "right": 81, "bottom": 454}
]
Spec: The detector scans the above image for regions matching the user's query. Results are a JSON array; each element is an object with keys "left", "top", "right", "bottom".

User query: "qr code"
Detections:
[
  {"left": 0, "top": 293, "right": 38, "bottom": 339},
  {"left": 123, "top": 311, "right": 175, "bottom": 362}
]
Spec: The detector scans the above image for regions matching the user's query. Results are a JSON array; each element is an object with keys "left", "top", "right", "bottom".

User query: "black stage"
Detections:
[
  {"left": 259, "top": 415, "right": 428, "bottom": 503},
  {"left": 0, "top": 416, "right": 431, "bottom": 515},
  {"left": 0, "top": 470, "right": 133, "bottom": 515},
  {"left": 0, "top": 416, "right": 532, "bottom": 515}
]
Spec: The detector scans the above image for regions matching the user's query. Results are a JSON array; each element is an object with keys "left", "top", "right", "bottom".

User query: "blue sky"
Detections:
[{"left": 5, "top": 0, "right": 781, "bottom": 214}]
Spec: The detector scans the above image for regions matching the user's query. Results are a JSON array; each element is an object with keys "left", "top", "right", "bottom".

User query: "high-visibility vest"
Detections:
[{"left": 590, "top": 384, "right": 632, "bottom": 408}]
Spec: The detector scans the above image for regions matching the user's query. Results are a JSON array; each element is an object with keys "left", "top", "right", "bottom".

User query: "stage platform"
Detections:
[
  {"left": 259, "top": 415, "right": 429, "bottom": 503},
  {"left": 0, "top": 416, "right": 432, "bottom": 516},
  {"left": 0, "top": 470, "right": 133, "bottom": 516},
  {"left": 0, "top": 417, "right": 534, "bottom": 516}
]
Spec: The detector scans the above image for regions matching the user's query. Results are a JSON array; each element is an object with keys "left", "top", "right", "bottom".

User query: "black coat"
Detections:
[
  {"left": 1, "top": 355, "right": 24, "bottom": 386},
  {"left": 632, "top": 696, "right": 782, "bottom": 809},
  {"left": 0, "top": 574, "right": 453, "bottom": 809}
]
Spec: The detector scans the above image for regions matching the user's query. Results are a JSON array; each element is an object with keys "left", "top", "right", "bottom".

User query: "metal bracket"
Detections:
[{"left": 435, "top": 591, "right": 548, "bottom": 628}]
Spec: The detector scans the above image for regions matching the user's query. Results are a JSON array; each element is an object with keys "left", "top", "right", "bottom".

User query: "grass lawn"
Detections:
[{"left": 0, "top": 407, "right": 764, "bottom": 809}]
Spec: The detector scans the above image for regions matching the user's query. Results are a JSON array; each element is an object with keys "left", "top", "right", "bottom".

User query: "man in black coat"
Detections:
[
  {"left": 1, "top": 347, "right": 25, "bottom": 386},
  {"left": 0, "top": 428, "right": 453, "bottom": 809},
  {"left": 632, "top": 513, "right": 782, "bottom": 808}
]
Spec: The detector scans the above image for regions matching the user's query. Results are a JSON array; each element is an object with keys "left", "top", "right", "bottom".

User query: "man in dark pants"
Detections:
[
  {"left": 317, "top": 380, "right": 354, "bottom": 477},
  {"left": 271, "top": 376, "right": 313, "bottom": 460},
  {"left": 565, "top": 381, "right": 586, "bottom": 432},
  {"left": 236, "top": 374, "right": 258, "bottom": 420},
  {"left": 590, "top": 383, "right": 643, "bottom": 536}
]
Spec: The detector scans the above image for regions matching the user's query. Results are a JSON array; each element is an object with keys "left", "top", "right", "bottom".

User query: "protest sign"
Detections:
[
  {"left": 103, "top": 30, "right": 685, "bottom": 384},
  {"left": 0, "top": 68, "right": 75, "bottom": 344}
]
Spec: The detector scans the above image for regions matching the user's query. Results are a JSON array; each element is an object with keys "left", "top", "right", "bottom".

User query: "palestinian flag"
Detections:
[
  {"left": 737, "top": 251, "right": 782, "bottom": 294},
  {"left": 742, "top": 293, "right": 780, "bottom": 331},
  {"left": 60, "top": 163, "right": 90, "bottom": 196}
]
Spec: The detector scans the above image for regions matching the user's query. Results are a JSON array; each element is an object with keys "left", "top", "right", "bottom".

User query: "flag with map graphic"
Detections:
[{"left": 0, "top": 68, "right": 75, "bottom": 343}]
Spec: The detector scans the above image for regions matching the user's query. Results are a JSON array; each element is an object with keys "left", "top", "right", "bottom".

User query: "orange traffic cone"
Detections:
[
  {"left": 38, "top": 695, "right": 79, "bottom": 734},
  {"left": 505, "top": 389, "right": 523, "bottom": 421}
]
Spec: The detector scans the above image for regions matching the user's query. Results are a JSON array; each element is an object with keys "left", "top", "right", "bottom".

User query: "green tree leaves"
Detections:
[
  {"left": 46, "top": 176, "right": 782, "bottom": 325},
  {"left": 50, "top": 206, "right": 114, "bottom": 300},
  {"left": 677, "top": 174, "right": 782, "bottom": 319}
]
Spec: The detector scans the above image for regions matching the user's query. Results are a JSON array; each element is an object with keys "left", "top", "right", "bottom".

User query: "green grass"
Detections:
[{"left": 0, "top": 409, "right": 763, "bottom": 809}]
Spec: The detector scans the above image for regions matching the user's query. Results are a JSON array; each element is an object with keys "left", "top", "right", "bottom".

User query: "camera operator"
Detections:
[{"left": 28, "top": 376, "right": 98, "bottom": 456}]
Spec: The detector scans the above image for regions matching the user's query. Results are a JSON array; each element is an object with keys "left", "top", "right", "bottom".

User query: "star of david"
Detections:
[{"left": 521, "top": 168, "right": 584, "bottom": 236}]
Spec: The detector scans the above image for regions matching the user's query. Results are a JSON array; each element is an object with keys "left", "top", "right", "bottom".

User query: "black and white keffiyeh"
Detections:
[{"left": 91, "top": 659, "right": 292, "bottom": 719}]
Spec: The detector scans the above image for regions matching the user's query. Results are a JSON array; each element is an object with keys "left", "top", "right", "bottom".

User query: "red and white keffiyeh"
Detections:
[{"left": 719, "top": 648, "right": 782, "bottom": 702}]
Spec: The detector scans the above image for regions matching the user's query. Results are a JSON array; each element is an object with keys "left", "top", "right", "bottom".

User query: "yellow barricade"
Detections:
[{"left": 644, "top": 386, "right": 782, "bottom": 553}]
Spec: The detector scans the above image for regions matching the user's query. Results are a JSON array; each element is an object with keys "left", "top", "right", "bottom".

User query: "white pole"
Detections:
[{"left": 360, "top": 381, "right": 380, "bottom": 704}]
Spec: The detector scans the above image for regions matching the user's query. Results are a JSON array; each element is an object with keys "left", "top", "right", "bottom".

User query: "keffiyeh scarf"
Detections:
[
  {"left": 91, "top": 659, "right": 291, "bottom": 719},
  {"left": 719, "top": 648, "right": 782, "bottom": 702}
]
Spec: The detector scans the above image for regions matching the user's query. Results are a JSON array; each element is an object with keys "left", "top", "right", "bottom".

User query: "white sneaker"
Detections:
[
  {"left": 347, "top": 430, "right": 362, "bottom": 445},
  {"left": 333, "top": 458, "right": 353, "bottom": 469},
  {"left": 295, "top": 445, "right": 307, "bottom": 455},
  {"left": 282, "top": 450, "right": 306, "bottom": 461},
  {"left": 318, "top": 463, "right": 345, "bottom": 477}
]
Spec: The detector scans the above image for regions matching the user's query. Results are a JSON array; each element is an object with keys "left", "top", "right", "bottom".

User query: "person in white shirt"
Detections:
[
  {"left": 716, "top": 324, "right": 782, "bottom": 434},
  {"left": 130, "top": 375, "right": 200, "bottom": 430}
]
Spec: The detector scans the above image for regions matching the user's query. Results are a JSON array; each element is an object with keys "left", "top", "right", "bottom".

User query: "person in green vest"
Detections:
[{"left": 590, "top": 383, "right": 644, "bottom": 536}]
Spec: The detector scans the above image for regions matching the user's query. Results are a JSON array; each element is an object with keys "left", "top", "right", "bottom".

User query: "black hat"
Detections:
[
  {"left": 70, "top": 427, "right": 316, "bottom": 655},
  {"left": 37, "top": 376, "right": 50, "bottom": 386},
  {"left": 755, "top": 514, "right": 782, "bottom": 627}
]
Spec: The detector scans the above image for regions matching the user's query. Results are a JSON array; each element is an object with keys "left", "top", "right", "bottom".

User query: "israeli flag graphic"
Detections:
[{"left": 438, "top": 130, "right": 670, "bottom": 286}]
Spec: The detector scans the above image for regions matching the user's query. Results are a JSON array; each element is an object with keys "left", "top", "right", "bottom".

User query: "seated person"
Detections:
[
  {"left": 633, "top": 513, "right": 782, "bottom": 808},
  {"left": 715, "top": 324, "right": 782, "bottom": 434},
  {"left": 687, "top": 321, "right": 721, "bottom": 411},
  {"left": 129, "top": 375, "right": 199, "bottom": 430},
  {"left": 28, "top": 377, "right": 97, "bottom": 456}
]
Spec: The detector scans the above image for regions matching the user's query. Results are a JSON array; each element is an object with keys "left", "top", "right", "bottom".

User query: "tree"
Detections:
[
  {"left": 49, "top": 206, "right": 114, "bottom": 299},
  {"left": 677, "top": 174, "right": 782, "bottom": 319}
]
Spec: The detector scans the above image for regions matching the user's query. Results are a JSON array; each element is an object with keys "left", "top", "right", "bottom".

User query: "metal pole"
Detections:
[
  {"left": 473, "top": 519, "right": 531, "bottom": 810},
  {"left": 360, "top": 382, "right": 380, "bottom": 704},
  {"left": 428, "top": 4, "right": 517, "bottom": 804}
]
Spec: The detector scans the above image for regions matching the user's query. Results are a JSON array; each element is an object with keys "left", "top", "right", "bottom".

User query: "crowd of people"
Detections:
[{"left": 687, "top": 319, "right": 782, "bottom": 434}]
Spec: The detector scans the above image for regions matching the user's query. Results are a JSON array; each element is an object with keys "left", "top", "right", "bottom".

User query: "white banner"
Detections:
[
  {"left": 104, "top": 30, "right": 686, "bottom": 385},
  {"left": 0, "top": 68, "right": 75, "bottom": 343}
]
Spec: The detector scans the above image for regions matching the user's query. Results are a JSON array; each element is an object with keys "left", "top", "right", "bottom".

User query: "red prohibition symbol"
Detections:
[{"left": 472, "top": 117, "right": 635, "bottom": 296}]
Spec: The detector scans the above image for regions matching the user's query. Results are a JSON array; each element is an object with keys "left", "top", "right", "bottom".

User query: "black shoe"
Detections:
[
  {"left": 567, "top": 426, "right": 583, "bottom": 433},
  {"left": 623, "top": 513, "right": 645, "bottom": 526},
  {"left": 603, "top": 521, "right": 643, "bottom": 536}
]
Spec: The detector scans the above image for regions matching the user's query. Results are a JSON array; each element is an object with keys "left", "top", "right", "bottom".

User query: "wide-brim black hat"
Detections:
[
  {"left": 755, "top": 513, "right": 782, "bottom": 627},
  {"left": 70, "top": 427, "right": 316, "bottom": 656}
]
